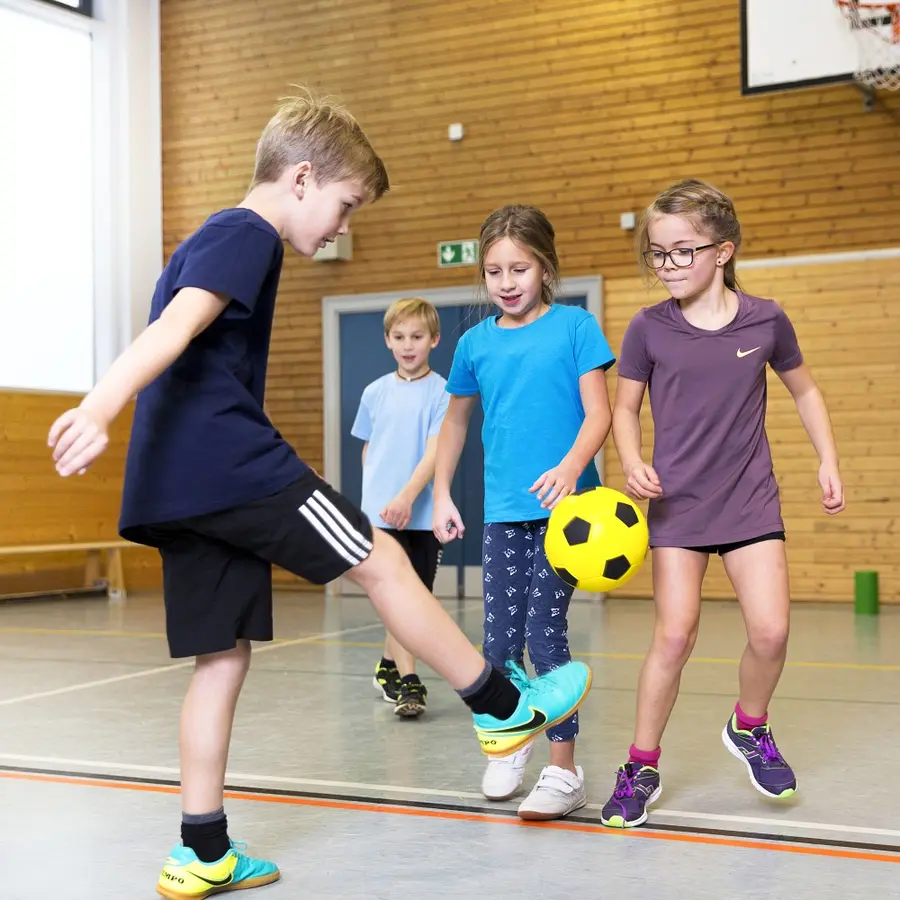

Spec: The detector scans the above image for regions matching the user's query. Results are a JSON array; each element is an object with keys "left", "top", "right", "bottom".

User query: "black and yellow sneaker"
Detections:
[
  {"left": 156, "top": 842, "right": 279, "bottom": 899},
  {"left": 373, "top": 658, "right": 401, "bottom": 703},
  {"left": 394, "top": 676, "right": 427, "bottom": 718}
]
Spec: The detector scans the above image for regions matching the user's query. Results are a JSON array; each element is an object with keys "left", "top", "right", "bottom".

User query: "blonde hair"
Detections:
[
  {"left": 252, "top": 86, "right": 389, "bottom": 200},
  {"left": 636, "top": 178, "right": 743, "bottom": 291},
  {"left": 477, "top": 205, "right": 561, "bottom": 306},
  {"left": 384, "top": 298, "right": 440, "bottom": 337}
]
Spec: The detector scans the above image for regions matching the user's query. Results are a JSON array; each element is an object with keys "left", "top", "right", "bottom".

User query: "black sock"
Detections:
[
  {"left": 457, "top": 663, "right": 520, "bottom": 719},
  {"left": 400, "top": 673, "right": 422, "bottom": 686},
  {"left": 380, "top": 656, "right": 396, "bottom": 670},
  {"left": 182, "top": 809, "right": 230, "bottom": 863}
]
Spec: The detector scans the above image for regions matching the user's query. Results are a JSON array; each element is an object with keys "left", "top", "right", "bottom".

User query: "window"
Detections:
[
  {"left": 38, "top": 0, "right": 92, "bottom": 15},
  {"left": 0, "top": 3, "right": 95, "bottom": 392}
]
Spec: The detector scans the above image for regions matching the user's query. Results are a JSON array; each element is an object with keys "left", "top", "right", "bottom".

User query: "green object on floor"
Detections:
[{"left": 854, "top": 570, "right": 879, "bottom": 616}]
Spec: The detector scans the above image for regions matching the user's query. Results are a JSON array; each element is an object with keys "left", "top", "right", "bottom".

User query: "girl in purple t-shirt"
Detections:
[{"left": 601, "top": 178, "right": 845, "bottom": 829}]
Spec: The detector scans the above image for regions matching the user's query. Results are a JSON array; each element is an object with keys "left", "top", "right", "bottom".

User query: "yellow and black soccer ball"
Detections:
[{"left": 544, "top": 486, "right": 649, "bottom": 592}]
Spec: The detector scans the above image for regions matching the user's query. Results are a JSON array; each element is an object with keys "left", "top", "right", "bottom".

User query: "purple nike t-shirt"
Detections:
[{"left": 618, "top": 292, "right": 803, "bottom": 547}]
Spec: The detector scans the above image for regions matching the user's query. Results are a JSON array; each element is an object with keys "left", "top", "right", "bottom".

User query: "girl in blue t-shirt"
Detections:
[{"left": 433, "top": 204, "right": 615, "bottom": 821}]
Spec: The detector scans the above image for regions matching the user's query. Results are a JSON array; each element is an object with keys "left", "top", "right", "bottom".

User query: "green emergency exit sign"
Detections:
[{"left": 437, "top": 240, "right": 478, "bottom": 268}]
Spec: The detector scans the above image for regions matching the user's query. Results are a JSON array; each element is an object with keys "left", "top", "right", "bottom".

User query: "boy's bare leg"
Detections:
[
  {"left": 385, "top": 631, "right": 416, "bottom": 677},
  {"left": 348, "top": 531, "right": 485, "bottom": 690},
  {"left": 180, "top": 641, "right": 251, "bottom": 814}
]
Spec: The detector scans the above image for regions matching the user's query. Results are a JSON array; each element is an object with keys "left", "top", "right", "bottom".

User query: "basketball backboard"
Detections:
[{"left": 740, "top": 0, "right": 890, "bottom": 94}]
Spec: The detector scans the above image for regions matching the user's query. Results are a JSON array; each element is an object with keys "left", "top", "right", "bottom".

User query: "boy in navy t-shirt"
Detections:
[
  {"left": 47, "top": 88, "right": 592, "bottom": 897},
  {"left": 352, "top": 298, "right": 448, "bottom": 717}
]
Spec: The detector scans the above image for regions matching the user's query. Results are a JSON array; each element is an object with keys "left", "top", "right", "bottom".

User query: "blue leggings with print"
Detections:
[{"left": 482, "top": 520, "right": 577, "bottom": 742}]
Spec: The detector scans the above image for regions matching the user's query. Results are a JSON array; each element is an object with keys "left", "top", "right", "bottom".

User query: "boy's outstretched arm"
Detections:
[{"left": 48, "top": 288, "right": 229, "bottom": 477}]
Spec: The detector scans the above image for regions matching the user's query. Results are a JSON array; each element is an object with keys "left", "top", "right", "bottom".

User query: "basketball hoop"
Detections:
[{"left": 835, "top": 0, "right": 900, "bottom": 91}]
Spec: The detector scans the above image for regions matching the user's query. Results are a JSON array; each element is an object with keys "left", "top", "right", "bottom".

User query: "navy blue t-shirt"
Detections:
[{"left": 119, "top": 208, "right": 308, "bottom": 539}]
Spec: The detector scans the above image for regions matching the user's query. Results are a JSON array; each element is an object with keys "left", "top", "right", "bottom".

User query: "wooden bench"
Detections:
[{"left": 0, "top": 540, "right": 133, "bottom": 602}]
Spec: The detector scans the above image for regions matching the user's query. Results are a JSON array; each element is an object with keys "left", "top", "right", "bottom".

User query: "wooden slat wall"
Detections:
[
  {"left": 0, "top": 393, "right": 160, "bottom": 591},
  {"left": 603, "top": 257, "right": 900, "bottom": 603},
  {"left": 143, "top": 0, "right": 889, "bottom": 595}
]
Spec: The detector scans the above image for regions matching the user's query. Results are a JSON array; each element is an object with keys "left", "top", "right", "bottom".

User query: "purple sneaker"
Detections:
[
  {"left": 600, "top": 763, "right": 662, "bottom": 828},
  {"left": 722, "top": 714, "right": 797, "bottom": 798}
]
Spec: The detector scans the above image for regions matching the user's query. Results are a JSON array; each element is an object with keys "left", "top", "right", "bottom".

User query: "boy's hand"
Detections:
[
  {"left": 48, "top": 405, "right": 110, "bottom": 477},
  {"left": 381, "top": 491, "right": 413, "bottom": 530},
  {"left": 433, "top": 494, "right": 464, "bottom": 544},
  {"left": 624, "top": 461, "right": 663, "bottom": 501},
  {"left": 819, "top": 462, "right": 845, "bottom": 515},
  {"left": 530, "top": 459, "right": 581, "bottom": 510}
]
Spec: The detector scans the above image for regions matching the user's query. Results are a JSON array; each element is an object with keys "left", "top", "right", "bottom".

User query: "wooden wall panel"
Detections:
[
  {"left": 155, "top": 0, "right": 900, "bottom": 595},
  {"left": 602, "top": 257, "right": 900, "bottom": 603},
  {"left": 0, "top": 393, "right": 160, "bottom": 592}
]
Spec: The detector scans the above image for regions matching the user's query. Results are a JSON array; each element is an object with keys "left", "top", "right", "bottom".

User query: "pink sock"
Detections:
[
  {"left": 735, "top": 702, "right": 768, "bottom": 732},
  {"left": 628, "top": 744, "right": 661, "bottom": 769}
]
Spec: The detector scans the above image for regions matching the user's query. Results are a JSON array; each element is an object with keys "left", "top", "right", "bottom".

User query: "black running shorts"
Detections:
[
  {"left": 380, "top": 529, "right": 443, "bottom": 592},
  {"left": 142, "top": 471, "right": 374, "bottom": 658}
]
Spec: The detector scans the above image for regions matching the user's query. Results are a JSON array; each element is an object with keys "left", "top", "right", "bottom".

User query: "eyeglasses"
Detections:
[{"left": 642, "top": 244, "right": 717, "bottom": 269}]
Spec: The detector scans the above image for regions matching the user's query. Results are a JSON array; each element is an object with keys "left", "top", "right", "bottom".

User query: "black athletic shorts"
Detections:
[
  {"left": 682, "top": 531, "right": 785, "bottom": 557},
  {"left": 380, "top": 529, "right": 442, "bottom": 592},
  {"left": 140, "top": 471, "right": 374, "bottom": 659}
]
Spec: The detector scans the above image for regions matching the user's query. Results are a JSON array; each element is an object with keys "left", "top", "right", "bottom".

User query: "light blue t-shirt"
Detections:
[
  {"left": 446, "top": 304, "right": 616, "bottom": 523},
  {"left": 351, "top": 371, "right": 449, "bottom": 531}
]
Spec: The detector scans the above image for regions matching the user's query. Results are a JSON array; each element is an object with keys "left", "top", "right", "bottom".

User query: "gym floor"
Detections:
[{"left": 1, "top": 591, "right": 898, "bottom": 899}]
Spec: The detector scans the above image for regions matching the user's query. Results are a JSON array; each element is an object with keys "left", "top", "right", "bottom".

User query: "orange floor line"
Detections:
[{"left": 2, "top": 769, "right": 898, "bottom": 865}]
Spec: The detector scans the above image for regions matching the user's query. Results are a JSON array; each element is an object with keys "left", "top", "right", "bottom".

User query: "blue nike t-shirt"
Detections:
[
  {"left": 119, "top": 208, "right": 308, "bottom": 538},
  {"left": 446, "top": 304, "right": 616, "bottom": 523}
]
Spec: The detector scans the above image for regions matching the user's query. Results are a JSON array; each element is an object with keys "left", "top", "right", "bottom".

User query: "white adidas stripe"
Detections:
[
  {"left": 310, "top": 490, "right": 373, "bottom": 551},
  {"left": 307, "top": 495, "right": 370, "bottom": 560},
  {"left": 297, "top": 490, "right": 373, "bottom": 568},
  {"left": 298, "top": 506, "right": 362, "bottom": 567}
]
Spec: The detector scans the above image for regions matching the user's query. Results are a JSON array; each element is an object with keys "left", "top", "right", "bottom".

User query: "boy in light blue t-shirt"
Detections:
[{"left": 351, "top": 298, "right": 449, "bottom": 717}]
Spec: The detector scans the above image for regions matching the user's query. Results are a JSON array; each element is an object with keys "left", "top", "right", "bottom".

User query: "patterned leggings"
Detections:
[{"left": 482, "top": 520, "right": 577, "bottom": 742}]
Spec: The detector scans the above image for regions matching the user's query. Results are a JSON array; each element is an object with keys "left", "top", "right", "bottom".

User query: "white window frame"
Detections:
[{"left": 1, "top": 0, "right": 162, "bottom": 393}]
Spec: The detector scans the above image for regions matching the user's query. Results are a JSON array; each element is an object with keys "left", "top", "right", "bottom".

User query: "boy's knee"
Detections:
[
  {"left": 195, "top": 642, "right": 251, "bottom": 679},
  {"left": 347, "top": 529, "right": 412, "bottom": 590}
]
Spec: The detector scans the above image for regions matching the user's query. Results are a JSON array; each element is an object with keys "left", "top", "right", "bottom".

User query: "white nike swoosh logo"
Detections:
[{"left": 736, "top": 347, "right": 761, "bottom": 358}]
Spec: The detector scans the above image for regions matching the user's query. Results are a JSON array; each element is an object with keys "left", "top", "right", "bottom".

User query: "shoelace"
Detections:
[
  {"left": 756, "top": 731, "right": 786, "bottom": 766},
  {"left": 400, "top": 683, "right": 425, "bottom": 698},
  {"left": 505, "top": 661, "right": 531, "bottom": 691},
  {"left": 506, "top": 661, "right": 561, "bottom": 696},
  {"left": 613, "top": 764, "right": 636, "bottom": 800}
]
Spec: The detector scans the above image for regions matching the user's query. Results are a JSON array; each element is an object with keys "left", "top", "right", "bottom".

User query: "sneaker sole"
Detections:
[
  {"left": 518, "top": 795, "right": 587, "bottom": 822},
  {"left": 156, "top": 871, "right": 280, "bottom": 899},
  {"left": 721, "top": 726, "right": 798, "bottom": 799},
  {"left": 480, "top": 667, "right": 594, "bottom": 759},
  {"left": 482, "top": 782, "right": 522, "bottom": 802},
  {"left": 600, "top": 784, "right": 662, "bottom": 829},
  {"left": 394, "top": 701, "right": 426, "bottom": 718},
  {"left": 372, "top": 675, "right": 398, "bottom": 704}
]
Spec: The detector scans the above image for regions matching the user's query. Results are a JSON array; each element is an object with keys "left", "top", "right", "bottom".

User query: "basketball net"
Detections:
[{"left": 836, "top": 0, "right": 900, "bottom": 90}]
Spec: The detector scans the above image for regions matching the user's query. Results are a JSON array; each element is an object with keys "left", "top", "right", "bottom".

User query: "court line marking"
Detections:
[
  {"left": 1, "top": 627, "right": 898, "bottom": 673},
  {"left": 0, "top": 752, "right": 897, "bottom": 842},
  {"left": 0, "top": 623, "right": 382, "bottom": 708},
  {"left": 0, "top": 627, "right": 301, "bottom": 643},
  {"left": 0, "top": 769, "right": 897, "bottom": 865}
]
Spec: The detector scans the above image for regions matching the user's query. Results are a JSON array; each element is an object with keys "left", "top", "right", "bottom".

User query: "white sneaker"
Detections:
[
  {"left": 481, "top": 741, "right": 534, "bottom": 800},
  {"left": 517, "top": 765, "right": 587, "bottom": 821}
]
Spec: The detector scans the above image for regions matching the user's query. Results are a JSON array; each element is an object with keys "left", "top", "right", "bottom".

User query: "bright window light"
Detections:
[{"left": 0, "top": 4, "right": 94, "bottom": 393}]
